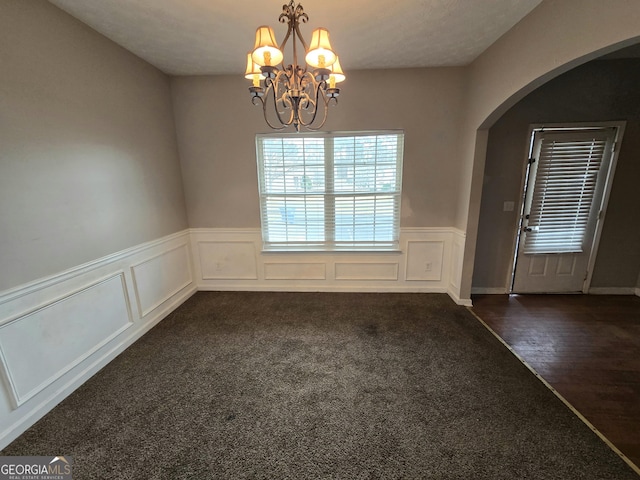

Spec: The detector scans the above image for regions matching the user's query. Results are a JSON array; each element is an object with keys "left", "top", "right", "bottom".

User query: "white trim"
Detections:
[
  {"left": 510, "top": 122, "right": 626, "bottom": 294},
  {"left": 198, "top": 285, "right": 449, "bottom": 294},
  {"left": 130, "top": 243, "right": 193, "bottom": 318},
  {"left": 401, "top": 227, "right": 462, "bottom": 236},
  {"left": 471, "top": 287, "right": 509, "bottom": 295},
  {"left": 588, "top": 287, "right": 637, "bottom": 295},
  {"left": 0, "top": 285, "right": 195, "bottom": 450},
  {"left": 0, "top": 230, "right": 195, "bottom": 450},
  {"left": 583, "top": 122, "right": 626, "bottom": 292},
  {"left": 190, "top": 227, "right": 469, "bottom": 304},
  {"left": 194, "top": 227, "right": 464, "bottom": 237},
  {"left": 0, "top": 226, "right": 471, "bottom": 448},
  {"left": 448, "top": 229, "right": 469, "bottom": 305},
  {"left": 0, "top": 271, "right": 129, "bottom": 328},
  {"left": 264, "top": 263, "right": 327, "bottom": 280},
  {"left": 405, "top": 240, "right": 444, "bottom": 281},
  {"left": 256, "top": 132, "right": 404, "bottom": 252},
  {"left": 636, "top": 288, "right": 640, "bottom": 298},
  {"left": 0, "top": 230, "right": 189, "bottom": 307},
  {"left": 0, "top": 273, "right": 134, "bottom": 408},
  {"left": 448, "top": 290, "right": 473, "bottom": 307}
]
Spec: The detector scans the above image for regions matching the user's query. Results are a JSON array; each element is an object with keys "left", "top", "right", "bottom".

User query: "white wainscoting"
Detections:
[
  {"left": 190, "top": 228, "right": 468, "bottom": 303},
  {"left": 131, "top": 243, "right": 193, "bottom": 318},
  {"left": 0, "top": 226, "right": 470, "bottom": 449},
  {"left": 0, "top": 230, "right": 195, "bottom": 449}
]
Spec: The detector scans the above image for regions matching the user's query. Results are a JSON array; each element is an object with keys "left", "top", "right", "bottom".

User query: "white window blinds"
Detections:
[
  {"left": 523, "top": 130, "right": 613, "bottom": 254},
  {"left": 256, "top": 132, "right": 404, "bottom": 251}
]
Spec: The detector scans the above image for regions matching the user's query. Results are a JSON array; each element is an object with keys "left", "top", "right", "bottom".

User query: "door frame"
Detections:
[{"left": 507, "top": 121, "right": 626, "bottom": 293}]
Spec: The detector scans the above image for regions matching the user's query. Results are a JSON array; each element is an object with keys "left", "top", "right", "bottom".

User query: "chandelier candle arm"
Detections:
[{"left": 245, "top": 0, "right": 344, "bottom": 132}]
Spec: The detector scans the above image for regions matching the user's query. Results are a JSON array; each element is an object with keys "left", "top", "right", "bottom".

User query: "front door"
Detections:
[{"left": 512, "top": 126, "right": 620, "bottom": 293}]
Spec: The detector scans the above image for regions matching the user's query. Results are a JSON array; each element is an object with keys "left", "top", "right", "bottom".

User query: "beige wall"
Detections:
[
  {"left": 473, "top": 59, "right": 640, "bottom": 290},
  {"left": 0, "top": 0, "right": 188, "bottom": 291},
  {"left": 458, "top": 0, "right": 640, "bottom": 299},
  {"left": 171, "top": 68, "right": 467, "bottom": 229},
  {"left": 4, "top": 0, "right": 640, "bottom": 301}
]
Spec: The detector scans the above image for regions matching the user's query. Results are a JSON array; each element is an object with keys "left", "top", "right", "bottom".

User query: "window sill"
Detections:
[{"left": 261, "top": 248, "right": 403, "bottom": 255}]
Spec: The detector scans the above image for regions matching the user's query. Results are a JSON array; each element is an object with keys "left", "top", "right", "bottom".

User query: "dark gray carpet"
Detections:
[{"left": 2, "top": 292, "right": 637, "bottom": 479}]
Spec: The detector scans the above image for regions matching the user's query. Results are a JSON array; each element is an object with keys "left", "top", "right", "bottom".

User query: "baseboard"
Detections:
[
  {"left": 0, "top": 230, "right": 195, "bottom": 450},
  {"left": 0, "top": 285, "right": 196, "bottom": 450},
  {"left": 471, "top": 287, "right": 509, "bottom": 295},
  {"left": 588, "top": 287, "right": 637, "bottom": 295},
  {"left": 0, "top": 226, "right": 471, "bottom": 449},
  {"left": 198, "top": 285, "right": 449, "bottom": 294},
  {"left": 2, "top": 221, "right": 635, "bottom": 459},
  {"left": 447, "top": 289, "right": 473, "bottom": 306},
  {"left": 470, "top": 286, "right": 636, "bottom": 296}
]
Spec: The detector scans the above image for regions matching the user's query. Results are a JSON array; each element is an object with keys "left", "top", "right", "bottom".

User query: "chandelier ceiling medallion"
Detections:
[{"left": 245, "top": 1, "right": 345, "bottom": 132}]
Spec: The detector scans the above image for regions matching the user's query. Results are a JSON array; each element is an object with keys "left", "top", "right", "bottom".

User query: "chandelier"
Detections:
[{"left": 245, "top": 1, "right": 345, "bottom": 132}]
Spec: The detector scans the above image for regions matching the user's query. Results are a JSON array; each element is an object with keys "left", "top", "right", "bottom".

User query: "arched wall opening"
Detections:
[
  {"left": 457, "top": 0, "right": 640, "bottom": 303},
  {"left": 472, "top": 46, "right": 640, "bottom": 295}
]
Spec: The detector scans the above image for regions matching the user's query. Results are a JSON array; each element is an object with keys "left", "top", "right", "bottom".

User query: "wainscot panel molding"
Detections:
[
  {"left": 190, "top": 228, "right": 470, "bottom": 304},
  {"left": 335, "top": 263, "right": 399, "bottom": 281},
  {"left": 265, "top": 263, "right": 327, "bottom": 280},
  {"left": 0, "top": 230, "right": 195, "bottom": 450},
  {"left": 0, "top": 273, "right": 133, "bottom": 408},
  {"left": 131, "top": 243, "right": 193, "bottom": 318},
  {"left": 0, "top": 227, "right": 471, "bottom": 449}
]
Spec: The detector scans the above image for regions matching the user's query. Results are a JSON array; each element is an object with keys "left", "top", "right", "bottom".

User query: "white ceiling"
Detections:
[{"left": 48, "top": 0, "right": 543, "bottom": 76}]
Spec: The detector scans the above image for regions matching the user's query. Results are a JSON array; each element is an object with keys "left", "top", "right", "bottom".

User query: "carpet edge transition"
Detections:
[{"left": 466, "top": 306, "right": 640, "bottom": 476}]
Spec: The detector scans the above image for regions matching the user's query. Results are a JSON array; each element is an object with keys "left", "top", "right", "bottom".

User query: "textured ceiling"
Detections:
[{"left": 48, "top": 0, "right": 543, "bottom": 76}]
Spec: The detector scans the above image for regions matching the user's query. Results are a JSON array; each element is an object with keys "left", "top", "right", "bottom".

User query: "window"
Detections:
[
  {"left": 256, "top": 131, "right": 404, "bottom": 251},
  {"left": 522, "top": 127, "right": 616, "bottom": 254}
]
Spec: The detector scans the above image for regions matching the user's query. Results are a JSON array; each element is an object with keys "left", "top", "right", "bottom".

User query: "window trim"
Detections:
[{"left": 255, "top": 130, "right": 405, "bottom": 253}]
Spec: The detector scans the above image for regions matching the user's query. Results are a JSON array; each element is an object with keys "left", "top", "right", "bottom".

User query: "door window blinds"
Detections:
[
  {"left": 256, "top": 132, "right": 404, "bottom": 251},
  {"left": 523, "top": 130, "right": 613, "bottom": 254}
]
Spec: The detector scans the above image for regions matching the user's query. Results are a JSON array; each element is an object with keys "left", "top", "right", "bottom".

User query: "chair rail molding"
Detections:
[
  {"left": 0, "top": 225, "right": 471, "bottom": 449},
  {"left": 0, "top": 230, "right": 196, "bottom": 450}
]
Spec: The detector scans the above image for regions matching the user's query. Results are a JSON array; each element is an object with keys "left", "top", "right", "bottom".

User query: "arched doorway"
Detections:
[
  {"left": 457, "top": 1, "right": 640, "bottom": 302},
  {"left": 472, "top": 50, "right": 640, "bottom": 295}
]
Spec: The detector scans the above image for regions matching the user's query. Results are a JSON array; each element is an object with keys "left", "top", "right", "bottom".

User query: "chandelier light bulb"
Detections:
[
  {"left": 329, "top": 56, "right": 345, "bottom": 88},
  {"left": 305, "top": 28, "right": 336, "bottom": 68},
  {"left": 244, "top": 53, "right": 265, "bottom": 87},
  {"left": 252, "top": 26, "right": 283, "bottom": 67}
]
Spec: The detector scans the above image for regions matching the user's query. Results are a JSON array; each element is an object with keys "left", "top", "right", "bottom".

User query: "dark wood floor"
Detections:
[{"left": 471, "top": 294, "right": 640, "bottom": 471}]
